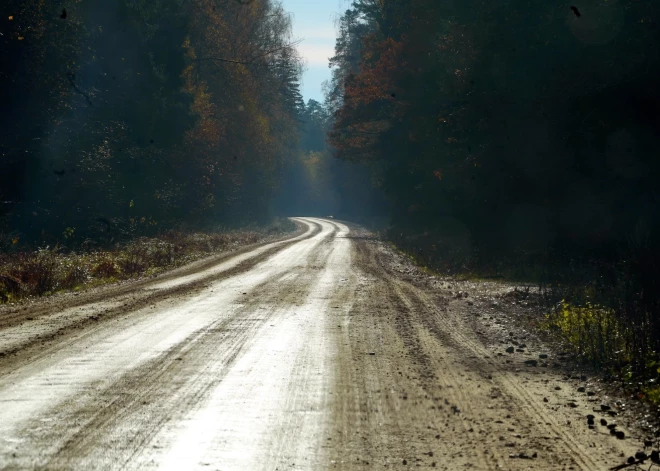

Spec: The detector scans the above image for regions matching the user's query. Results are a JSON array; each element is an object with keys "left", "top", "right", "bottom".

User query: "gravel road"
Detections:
[{"left": 0, "top": 218, "right": 643, "bottom": 470}]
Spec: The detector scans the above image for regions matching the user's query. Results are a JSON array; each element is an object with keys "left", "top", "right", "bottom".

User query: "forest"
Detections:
[
  {"left": 326, "top": 0, "right": 660, "bottom": 392},
  {"left": 2, "top": 0, "right": 660, "bottom": 397},
  {"left": 1, "top": 0, "right": 309, "bottom": 245}
]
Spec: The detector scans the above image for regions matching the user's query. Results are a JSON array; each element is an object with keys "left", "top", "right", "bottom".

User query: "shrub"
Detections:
[
  {"left": 0, "top": 273, "right": 22, "bottom": 301},
  {"left": 92, "top": 258, "right": 119, "bottom": 278},
  {"left": 10, "top": 249, "right": 57, "bottom": 296},
  {"left": 117, "top": 243, "right": 147, "bottom": 275},
  {"left": 545, "top": 301, "right": 625, "bottom": 367},
  {"left": 207, "top": 233, "right": 230, "bottom": 251},
  {"left": 149, "top": 242, "right": 175, "bottom": 267},
  {"left": 61, "top": 261, "right": 90, "bottom": 288}
]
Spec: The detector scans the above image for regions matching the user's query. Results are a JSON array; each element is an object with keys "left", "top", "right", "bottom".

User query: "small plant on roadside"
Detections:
[
  {"left": 118, "top": 243, "right": 148, "bottom": 275},
  {"left": 143, "top": 240, "right": 174, "bottom": 267},
  {"left": 91, "top": 257, "right": 119, "bottom": 278},
  {"left": 12, "top": 248, "right": 58, "bottom": 296},
  {"left": 60, "top": 260, "right": 90, "bottom": 289},
  {"left": 544, "top": 300, "right": 624, "bottom": 366},
  {"left": 0, "top": 273, "right": 22, "bottom": 301}
]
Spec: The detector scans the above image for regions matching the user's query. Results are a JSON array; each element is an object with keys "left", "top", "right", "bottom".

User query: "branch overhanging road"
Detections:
[{"left": 0, "top": 218, "right": 641, "bottom": 470}]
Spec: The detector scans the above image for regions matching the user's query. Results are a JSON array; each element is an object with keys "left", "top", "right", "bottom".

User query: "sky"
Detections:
[{"left": 279, "top": 0, "right": 349, "bottom": 103}]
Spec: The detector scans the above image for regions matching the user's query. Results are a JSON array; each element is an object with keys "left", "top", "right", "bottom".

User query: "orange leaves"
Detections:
[
  {"left": 342, "top": 38, "right": 404, "bottom": 108},
  {"left": 330, "top": 36, "right": 406, "bottom": 160},
  {"left": 181, "top": 36, "right": 196, "bottom": 60},
  {"left": 176, "top": 0, "right": 301, "bottom": 207}
]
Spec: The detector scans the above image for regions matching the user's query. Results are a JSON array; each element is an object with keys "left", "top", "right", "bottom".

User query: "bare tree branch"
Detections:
[{"left": 196, "top": 40, "right": 302, "bottom": 66}]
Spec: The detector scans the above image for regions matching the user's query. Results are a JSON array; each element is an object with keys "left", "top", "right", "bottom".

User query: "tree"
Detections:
[{"left": 0, "top": 0, "right": 305, "bottom": 241}]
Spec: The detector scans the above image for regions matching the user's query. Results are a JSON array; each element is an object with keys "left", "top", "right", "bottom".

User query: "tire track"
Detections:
[
  {"left": 18, "top": 226, "right": 341, "bottom": 469},
  {"left": 0, "top": 221, "right": 323, "bottom": 376},
  {"left": 334, "top": 239, "right": 496, "bottom": 470},
  {"left": 386, "top": 281, "right": 505, "bottom": 470},
  {"left": 39, "top": 272, "right": 312, "bottom": 469},
  {"left": 391, "top": 279, "right": 602, "bottom": 471},
  {"left": 348, "top": 235, "right": 607, "bottom": 470}
]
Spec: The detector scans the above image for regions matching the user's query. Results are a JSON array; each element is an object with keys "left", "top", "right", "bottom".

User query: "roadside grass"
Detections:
[
  {"left": 542, "top": 299, "right": 660, "bottom": 403},
  {"left": 0, "top": 218, "right": 296, "bottom": 304}
]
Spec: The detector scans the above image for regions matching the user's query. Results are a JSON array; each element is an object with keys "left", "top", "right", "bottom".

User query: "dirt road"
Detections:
[{"left": 0, "top": 218, "right": 644, "bottom": 470}]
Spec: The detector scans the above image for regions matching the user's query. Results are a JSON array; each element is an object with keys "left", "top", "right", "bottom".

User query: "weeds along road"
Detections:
[{"left": 0, "top": 218, "right": 640, "bottom": 470}]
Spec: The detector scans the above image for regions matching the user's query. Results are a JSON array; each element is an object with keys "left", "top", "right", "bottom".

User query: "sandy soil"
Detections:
[{"left": 0, "top": 218, "right": 651, "bottom": 470}]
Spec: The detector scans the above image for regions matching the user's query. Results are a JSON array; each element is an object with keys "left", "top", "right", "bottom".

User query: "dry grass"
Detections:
[{"left": 0, "top": 218, "right": 296, "bottom": 303}]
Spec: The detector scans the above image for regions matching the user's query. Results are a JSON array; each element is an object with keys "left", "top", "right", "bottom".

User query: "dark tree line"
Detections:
[
  {"left": 327, "top": 0, "right": 660, "bottom": 378},
  {"left": 1, "top": 0, "right": 304, "bottom": 246}
]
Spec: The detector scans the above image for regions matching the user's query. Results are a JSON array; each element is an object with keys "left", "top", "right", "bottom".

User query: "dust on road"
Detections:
[{"left": 0, "top": 218, "right": 643, "bottom": 470}]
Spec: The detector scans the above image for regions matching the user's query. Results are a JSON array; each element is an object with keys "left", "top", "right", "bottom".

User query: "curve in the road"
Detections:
[{"left": 0, "top": 217, "right": 350, "bottom": 470}]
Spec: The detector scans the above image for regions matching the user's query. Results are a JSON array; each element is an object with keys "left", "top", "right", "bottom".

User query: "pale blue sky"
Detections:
[{"left": 280, "top": 0, "right": 349, "bottom": 103}]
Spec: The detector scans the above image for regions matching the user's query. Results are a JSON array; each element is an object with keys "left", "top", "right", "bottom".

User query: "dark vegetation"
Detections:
[
  {"left": 325, "top": 0, "right": 660, "bottom": 397},
  {"left": 0, "top": 0, "right": 326, "bottom": 300},
  {"left": 1, "top": 0, "right": 305, "bottom": 245}
]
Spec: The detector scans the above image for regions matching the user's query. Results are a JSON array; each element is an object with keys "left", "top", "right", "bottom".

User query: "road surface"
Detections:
[{"left": 0, "top": 218, "right": 641, "bottom": 470}]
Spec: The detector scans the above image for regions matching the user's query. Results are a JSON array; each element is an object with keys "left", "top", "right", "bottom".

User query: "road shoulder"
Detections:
[{"left": 326, "top": 226, "right": 651, "bottom": 470}]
